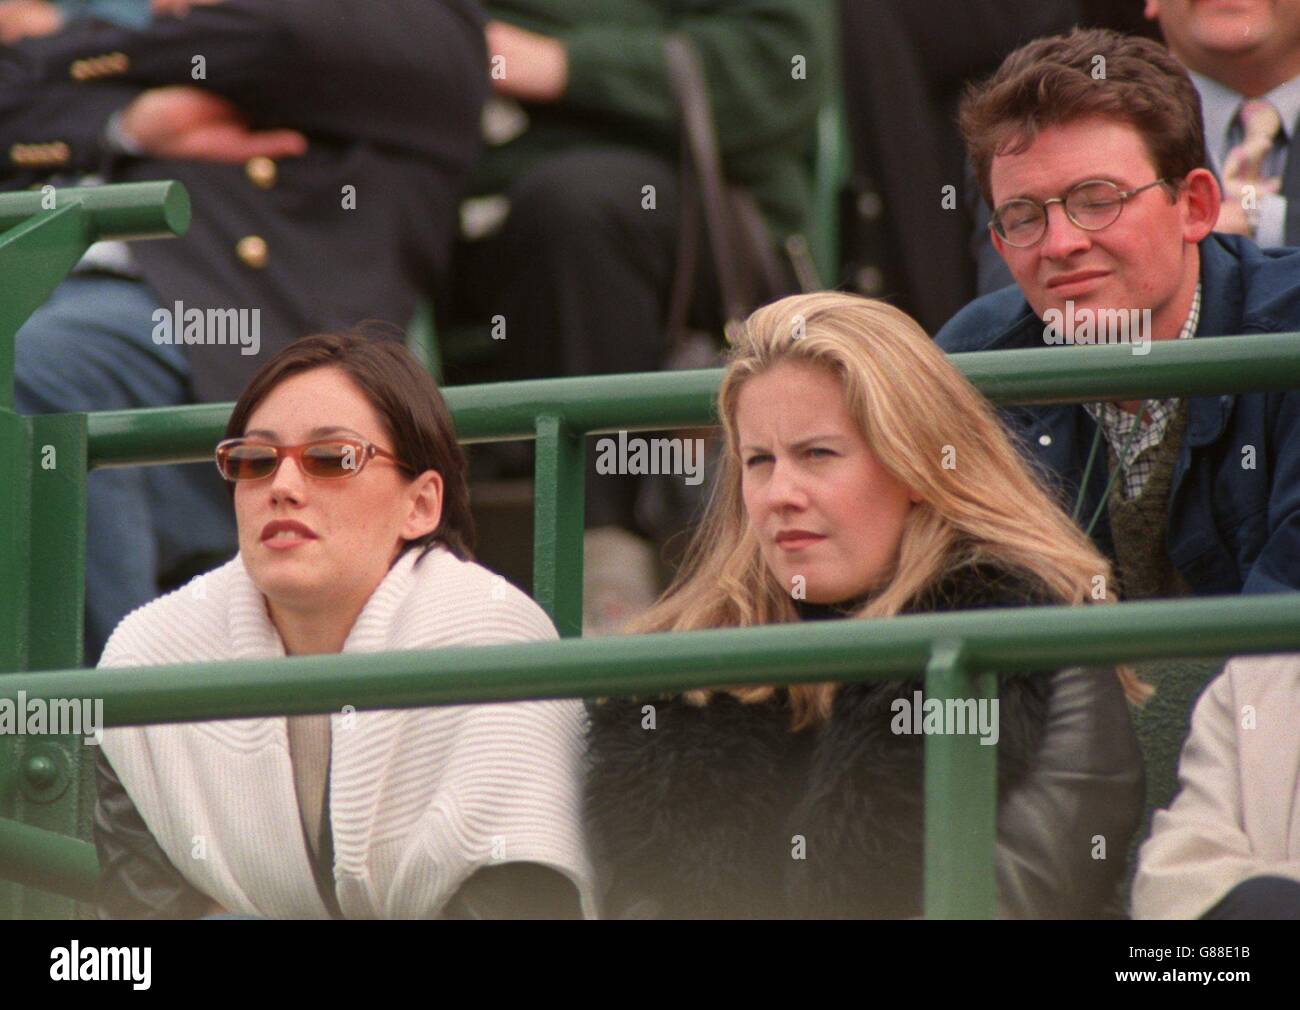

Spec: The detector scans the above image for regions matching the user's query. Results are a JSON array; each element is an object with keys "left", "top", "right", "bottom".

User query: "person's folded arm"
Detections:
[
  {"left": 259, "top": 0, "right": 487, "bottom": 164},
  {"left": 0, "top": 36, "right": 141, "bottom": 180},
  {"left": 3, "top": 0, "right": 487, "bottom": 163}
]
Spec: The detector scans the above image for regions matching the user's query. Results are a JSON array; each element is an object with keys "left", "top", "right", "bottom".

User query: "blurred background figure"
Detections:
[
  {"left": 436, "top": 1, "right": 832, "bottom": 635},
  {"left": 839, "top": 0, "right": 1160, "bottom": 323},
  {"left": 0, "top": 0, "right": 487, "bottom": 663},
  {"left": 1145, "top": 0, "right": 1300, "bottom": 245}
]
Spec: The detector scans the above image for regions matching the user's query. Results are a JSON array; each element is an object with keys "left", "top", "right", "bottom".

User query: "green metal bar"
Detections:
[
  {"left": 85, "top": 334, "right": 1300, "bottom": 470},
  {"left": 0, "top": 183, "right": 189, "bottom": 409},
  {"left": 2, "top": 414, "right": 89, "bottom": 918},
  {"left": 0, "top": 412, "right": 87, "bottom": 918},
  {"left": 0, "top": 410, "right": 29, "bottom": 676},
  {"left": 923, "top": 642, "right": 998, "bottom": 919},
  {"left": 0, "top": 181, "right": 189, "bottom": 916},
  {"left": 25, "top": 414, "right": 86, "bottom": 671},
  {"left": 0, "top": 818, "right": 98, "bottom": 903},
  {"left": 532, "top": 415, "right": 585, "bottom": 638},
  {"left": 0, "top": 181, "right": 190, "bottom": 240},
  {"left": 84, "top": 402, "right": 231, "bottom": 469},
  {"left": 2, "top": 593, "right": 1297, "bottom": 726},
  {"left": 956, "top": 331, "right": 1300, "bottom": 405},
  {"left": 0, "top": 205, "right": 90, "bottom": 409},
  {"left": 0, "top": 405, "right": 30, "bottom": 917}
]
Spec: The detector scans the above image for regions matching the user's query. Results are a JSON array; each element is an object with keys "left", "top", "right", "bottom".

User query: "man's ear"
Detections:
[
  {"left": 1179, "top": 168, "right": 1220, "bottom": 243},
  {"left": 1143, "top": 0, "right": 1161, "bottom": 23},
  {"left": 989, "top": 222, "right": 1008, "bottom": 260},
  {"left": 402, "top": 469, "right": 444, "bottom": 540}
]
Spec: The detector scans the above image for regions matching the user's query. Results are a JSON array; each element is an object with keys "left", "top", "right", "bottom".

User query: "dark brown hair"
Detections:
[
  {"left": 223, "top": 326, "right": 475, "bottom": 564},
  {"left": 961, "top": 28, "right": 1206, "bottom": 209}
]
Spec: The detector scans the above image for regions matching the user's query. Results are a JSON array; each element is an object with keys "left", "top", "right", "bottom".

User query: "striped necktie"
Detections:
[{"left": 1223, "top": 98, "right": 1283, "bottom": 185}]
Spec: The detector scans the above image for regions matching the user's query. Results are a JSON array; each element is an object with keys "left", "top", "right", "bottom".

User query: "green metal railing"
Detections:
[{"left": 3, "top": 184, "right": 1300, "bottom": 920}]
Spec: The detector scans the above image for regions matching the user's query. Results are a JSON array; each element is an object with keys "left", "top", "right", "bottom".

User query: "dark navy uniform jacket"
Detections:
[
  {"left": 0, "top": 0, "right": 487, "bottom": 401},
  {"left": 936, "top": 233, "right": 1300, "bottom": 595}
]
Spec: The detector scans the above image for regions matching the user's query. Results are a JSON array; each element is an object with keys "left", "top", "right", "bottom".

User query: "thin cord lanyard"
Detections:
[{"left": 1071, "top": 402, "right": 1150, "bottom": 538}]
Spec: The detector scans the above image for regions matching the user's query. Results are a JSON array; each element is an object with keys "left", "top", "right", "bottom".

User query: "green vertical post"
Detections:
[
  {"left": 532, "top": 415, "right": 585, "bottom": 638},
  {"left": 0, "top": 411, "right": 90, "bottom": 920},
  {"left": 0, "top": 204, "right": 92, "bottom": 408},
  {"left": 0, "top": 185, "right": 190, "bottom": 917},
  {"left": 923, "top": 641, "right": 998, "bottom": 919}
]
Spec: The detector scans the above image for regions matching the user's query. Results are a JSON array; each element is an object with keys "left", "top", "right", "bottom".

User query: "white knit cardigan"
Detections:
[{"left": 98, "top": 547, "right": 595, "bottom": 919}]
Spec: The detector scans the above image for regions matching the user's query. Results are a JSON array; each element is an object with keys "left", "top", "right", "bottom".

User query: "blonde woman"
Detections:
[{"left": 585, "top": 292, "right": 1146, "bottom": 919}]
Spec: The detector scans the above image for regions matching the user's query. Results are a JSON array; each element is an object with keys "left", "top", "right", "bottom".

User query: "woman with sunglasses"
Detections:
[{"left": 93, "top": 329, "right": 594, "bottom": 919}]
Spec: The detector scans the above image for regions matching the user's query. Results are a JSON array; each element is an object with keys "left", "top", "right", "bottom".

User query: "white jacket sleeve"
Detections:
[{"left": 1132, "top": 663, "right": 1300, "bottom": 918}]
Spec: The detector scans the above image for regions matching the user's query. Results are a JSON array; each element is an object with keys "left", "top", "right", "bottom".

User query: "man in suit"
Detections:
[
  {"left": 1, "top": 0, "right": 487, "bottom": 662},
  {"left": 936, "top": 28, "right": 1300, "bottom": 600},
  {"left": 1145, "top": 0, "right": 1300, "bottom": 246}
]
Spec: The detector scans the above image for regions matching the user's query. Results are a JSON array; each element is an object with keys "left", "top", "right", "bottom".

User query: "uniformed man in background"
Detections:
[{"left": 0, "top": 0, "right": 487, "bottom": 662}]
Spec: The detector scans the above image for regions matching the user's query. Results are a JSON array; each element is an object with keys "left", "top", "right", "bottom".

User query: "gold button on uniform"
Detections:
[
  {"left": 69, "top": 51, "right": 130, "bottom": 81},
  {"left": 236, "top": 235, "right": 268, "bottom": 269},
  {"left": 245, "top": 157, "right": 277, "bottom": 189},
  {"left": 9, "top": 141, "right": 71, "bottom": 167}
]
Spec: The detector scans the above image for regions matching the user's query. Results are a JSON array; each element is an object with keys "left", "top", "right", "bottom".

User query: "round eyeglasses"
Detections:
[
  {"left": 215, "top": 437, "right": 411, "bottom": 482},
  {"left": 990, "top": 178, "right": 1173, "bottom": 248}
]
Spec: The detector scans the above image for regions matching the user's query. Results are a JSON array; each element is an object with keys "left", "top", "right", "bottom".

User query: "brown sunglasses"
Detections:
[{"left": 215, "top": 437, "right": 411, "bottom": 482}]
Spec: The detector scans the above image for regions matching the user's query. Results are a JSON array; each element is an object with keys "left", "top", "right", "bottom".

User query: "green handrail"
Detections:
[
  {"left": 0, "top": 181, "right": 191, "bottom": 238},
  {"left": 4, "top": 594, "right": 1296, "bottom": 723},
  {"left": 82, "top": 334, "right": 1300, "bottom": 471},
  {"left": 2, "top": 591, "right": 1299, "bottom": 907}
]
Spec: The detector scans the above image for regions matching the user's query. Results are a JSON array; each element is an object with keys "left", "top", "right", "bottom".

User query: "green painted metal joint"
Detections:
[{"left": 0, "top": 181, "right": 190, "bottom": 241}]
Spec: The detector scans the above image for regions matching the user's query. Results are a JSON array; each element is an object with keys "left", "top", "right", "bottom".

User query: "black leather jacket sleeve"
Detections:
[
  {"left": 995, "top": 664, "right": 1146, "bottom": 919},
  {"left": 92, "top": 748, "right": 214, "bottom": 920}
]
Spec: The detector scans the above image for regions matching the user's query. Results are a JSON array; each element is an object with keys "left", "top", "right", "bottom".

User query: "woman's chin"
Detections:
[{"left": 250, "top": 566, "right": 330, "bottom": 609}]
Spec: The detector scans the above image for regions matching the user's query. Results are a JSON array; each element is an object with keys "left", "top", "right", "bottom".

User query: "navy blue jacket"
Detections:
[{"left": 935, "top": 234, "right": 1300, "bottom": 595}]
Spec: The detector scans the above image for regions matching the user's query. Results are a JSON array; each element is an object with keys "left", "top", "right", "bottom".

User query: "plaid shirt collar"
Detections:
[{"left": 1083, "top": 283, "right": 1202, "bottom": 501}]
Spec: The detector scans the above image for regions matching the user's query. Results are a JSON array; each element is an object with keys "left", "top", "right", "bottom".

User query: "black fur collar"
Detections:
[{"left": 584, "top": 561, "right": 1057, "bottom": 919}]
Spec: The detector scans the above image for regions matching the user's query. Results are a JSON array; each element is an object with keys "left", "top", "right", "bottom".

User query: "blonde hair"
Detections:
[{"left": 628, "top": 292, "right": 1149, "bottom": 726}]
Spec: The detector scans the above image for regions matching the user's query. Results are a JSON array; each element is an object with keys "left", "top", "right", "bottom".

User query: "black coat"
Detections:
[
  {"left": 584, "top": 563, "right": 1145, "bottom": 918},
  {"left": 0, "top": 0, "right": 487, "bottom": 401}
]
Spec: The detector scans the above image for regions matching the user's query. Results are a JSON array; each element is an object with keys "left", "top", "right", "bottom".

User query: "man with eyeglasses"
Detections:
[{"left": 936, "top": 28, "right": 1300, "bottom": 600}]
